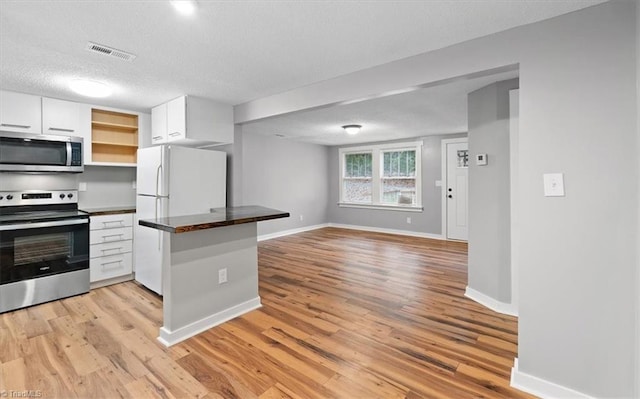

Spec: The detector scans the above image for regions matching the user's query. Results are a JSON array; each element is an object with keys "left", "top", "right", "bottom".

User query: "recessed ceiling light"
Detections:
[
  {"left": 342, "top": 124, "right": 362, "bottom": 135},
  {"left": 171, "top": 0, "right": 197, "bottom": 15},
  {"left": 69, "top": 79, "right": 112, "bottom": 98}
]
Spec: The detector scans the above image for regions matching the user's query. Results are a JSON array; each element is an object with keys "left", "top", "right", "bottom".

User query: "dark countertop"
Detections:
[
  {"left": 81, "top": 206, "right": 136, "bottom": 216},
  {"left": 138, "top": 206, "right": 290, "bottom": 234}
]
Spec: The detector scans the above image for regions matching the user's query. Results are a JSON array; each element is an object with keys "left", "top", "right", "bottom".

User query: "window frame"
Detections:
[{"left": 338, "top": 141, "right": 423, "bottom": 212}]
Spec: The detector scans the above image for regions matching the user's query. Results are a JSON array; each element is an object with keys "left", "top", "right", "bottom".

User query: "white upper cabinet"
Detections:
[
  {"left": 166, "top": 96, "right": 187, "bottom": 142},
  {"left": 0, "top": 90, "right": 42, "bottom": 134},
  {"left": 42, "top": 97, "right": 83, "bottom": 136},
  {"left": 151, "top": 95, "right": 233, "bottom": 147},
  {"left": 151, "top": 103, "right": 168, "bottom": 145}
]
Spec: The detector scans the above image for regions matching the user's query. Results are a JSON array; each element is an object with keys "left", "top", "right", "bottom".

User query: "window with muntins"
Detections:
[
  {"left": 343, "top": 152, "right": 372, "bottom": 203},
  {"left": 339, "top": 141, "right": 422, "bottom": 210},
  {"left": 381, "top": 149, "right": 417, "bottom": 205}
]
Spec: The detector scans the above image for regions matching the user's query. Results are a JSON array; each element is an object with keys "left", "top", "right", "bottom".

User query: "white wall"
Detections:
[
  {"left": 239, "top": 130, "right": 330, "bottom": 236},
  {"left": 235, "top": 2, "right": 639, "bottom": 397}
]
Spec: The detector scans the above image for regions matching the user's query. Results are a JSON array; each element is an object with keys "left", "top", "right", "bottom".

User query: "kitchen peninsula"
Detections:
[{"left": 139, "top": 205, "right": 289, "bottom": 346}]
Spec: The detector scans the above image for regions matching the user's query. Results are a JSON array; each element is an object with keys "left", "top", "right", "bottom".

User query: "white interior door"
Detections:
[{"left": 446, "top": 141, "right": 469, "bottom": 241}]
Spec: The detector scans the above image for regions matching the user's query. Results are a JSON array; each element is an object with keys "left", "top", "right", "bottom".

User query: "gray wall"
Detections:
[
  {"left": 637, "top": 3, "right": 640, "bottom": 395},
  {"left": 467, "top": 79, "right": 518, "bottom": 304},
  {"left": 328, "top": 133, "right": 465, "bottom": 235},
  {"left": 234, "top": 2, "right": 639, "bottom": 397},
  {"left": 516, "top": 5, "right": 636, "bottom": 397},
  {"left": 240, "top": 130, "right": 330, "bottom": 236},
  {"left": 78, "top": 166, "right": 136, "bottom": 209}
]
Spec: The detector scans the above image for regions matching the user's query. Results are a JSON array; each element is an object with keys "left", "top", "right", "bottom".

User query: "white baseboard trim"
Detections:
[
  {"left": 258, "top": 224, "right": 329, "bottom": 241},
  {"left": 157, "top": 297, "right": 262, "bottom": 347},
  {"left": 464, "top": 286, "right": 518, "bottom": 317},
  {"left": 327, "top": 223, "right": 445, "bottom": 241},
  {"left": 511, "top": 358, "right": 595, "bottom": 399}
]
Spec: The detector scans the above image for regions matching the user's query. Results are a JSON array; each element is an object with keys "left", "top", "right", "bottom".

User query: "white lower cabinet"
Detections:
[{"left": 90, "top": 213, "right": 134, "bottom": 284}]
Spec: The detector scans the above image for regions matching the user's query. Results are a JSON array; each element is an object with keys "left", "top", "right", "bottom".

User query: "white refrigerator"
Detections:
[{"left": 134, "top": 145, "right": 226, "bottom": 295}]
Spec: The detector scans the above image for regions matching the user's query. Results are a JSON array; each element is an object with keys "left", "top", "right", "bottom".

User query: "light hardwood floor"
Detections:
[{"left": 0, "top": 227, "right": 535, "bottom": 398}]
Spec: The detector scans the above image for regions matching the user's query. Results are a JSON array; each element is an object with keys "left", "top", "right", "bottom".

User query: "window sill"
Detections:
[{"left": 337, "top": 203, "right": 423, "bottom": 212}]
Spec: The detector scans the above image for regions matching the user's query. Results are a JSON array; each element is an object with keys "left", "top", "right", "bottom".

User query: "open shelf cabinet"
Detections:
[{"left": 91, "top": 109, "right": 138, "bottom": 164}]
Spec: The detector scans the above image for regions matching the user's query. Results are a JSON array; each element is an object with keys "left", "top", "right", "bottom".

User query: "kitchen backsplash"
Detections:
[{"left": 78, "top": 166, "right": 136, "bottom": 209}]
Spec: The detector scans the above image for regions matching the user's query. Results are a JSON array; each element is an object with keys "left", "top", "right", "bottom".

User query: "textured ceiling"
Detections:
[
  {"left": 0, "top": 0, "right": 604, "bottom": 113},
  {"left": 241, "top": 70, "right": 519, "bottom": 146}
]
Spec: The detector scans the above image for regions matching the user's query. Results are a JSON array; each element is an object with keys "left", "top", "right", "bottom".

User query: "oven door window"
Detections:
[
  {"left": 0, "top": 136, "right": 68, "bottom": 166},
  {"left": 0, "top": 221, "right": 89, "bottom": 285}
]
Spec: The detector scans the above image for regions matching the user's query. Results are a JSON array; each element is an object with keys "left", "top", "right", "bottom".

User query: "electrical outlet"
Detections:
[
  {"left": 218, "top": 268, "right": 228, "bottom": 284},
  {"left": 132, "top": 180, "right": 137, "bottom": 189},
  {"left": 78, "top": 182, "right": 87, "bottom": 192},
  {"left": 406, "top": 217, "right": 412, "bottom": 224},
  {"left": 299, "top": 214, "right": 304, "bottom": 221}
]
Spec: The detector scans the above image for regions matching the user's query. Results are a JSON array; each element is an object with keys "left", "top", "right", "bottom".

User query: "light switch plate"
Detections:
[
  {"left": 543, "top": 173, "right": 565, "bottom": 197},
  {"left": 79, "top": 182, "right": 87, "bottom": 192},
  {"left": 435, "top": 180, "right": 442, "bottom": 187},
  {"left": 476, "top": 153, "right": 488, "bottom": 166}
]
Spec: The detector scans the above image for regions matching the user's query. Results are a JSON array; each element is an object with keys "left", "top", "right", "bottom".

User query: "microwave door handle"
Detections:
[{"left": 66, "top": 142, "right": 72, "bottom": 166}]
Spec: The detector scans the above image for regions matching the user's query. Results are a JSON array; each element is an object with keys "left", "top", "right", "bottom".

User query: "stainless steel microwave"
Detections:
[{"left": 0, "top": 132, "right": 83, "bottom": 173}]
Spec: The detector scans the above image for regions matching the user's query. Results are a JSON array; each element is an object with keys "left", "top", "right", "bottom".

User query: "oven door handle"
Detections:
[{"left": 0, "top": 218, "right": 88, "bottom": 231}]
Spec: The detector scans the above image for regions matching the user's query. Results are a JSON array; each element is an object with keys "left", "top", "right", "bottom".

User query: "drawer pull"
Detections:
[
  {"left": 102, "top": 233, "right": 124, "bottom": 242},
  {"left": 152, "top": 135, "right": 163, "bottom": 140},
  {"left": 101, "top": 260, "right": 123, "bottom": 269},
  {"left": 169, "top": 132, "right": 181, "bottom": 137},
  {"left": 1, "top": 123, "right": 30, "bottom": 129},
  {"left": 101, "top": 247, "right": 123, "bottom": 255},
  {"left": 102, "top": 220, "right": 125, "bottom": 227},
  {"left": 48, "top": 127, "right": 75, "bottom": 132}
]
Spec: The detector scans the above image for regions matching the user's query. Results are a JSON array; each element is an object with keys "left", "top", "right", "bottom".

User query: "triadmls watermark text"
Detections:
[{"left": 0, "top": 390, "right": 43, "bottom": 398}]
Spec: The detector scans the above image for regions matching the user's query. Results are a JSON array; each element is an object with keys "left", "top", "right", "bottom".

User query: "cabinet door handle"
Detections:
[
  {"left": 102, "top": 233, "right": 124, "bottom": 242},
  {"left": 103, "top": 220, "right": 124, "bottom": 227},
  {"left": 101, "top": 247, "right": 123, "bottom": 254},
  {"left": 169, "top": 132, "right": 181, "bottom": 137},
  {"left": 48, "top": 127, "right": 75, "bottom": 133},
  {"left": 1, "top": 123, "right": 30, "bottom": 129},
  {"left": 101, "top": 260, "right": 123, "bottom": 269},
  {"left": 152, "top": 135, "right": 163, "bottom": 140}
]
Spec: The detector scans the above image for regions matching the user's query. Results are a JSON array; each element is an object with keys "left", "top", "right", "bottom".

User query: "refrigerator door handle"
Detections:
[
  {"left": 155, "top": 197, "right": 161, "bottom": 250},
  {"left": 155, "top": 164, "right": 162, "bottom": 197}
]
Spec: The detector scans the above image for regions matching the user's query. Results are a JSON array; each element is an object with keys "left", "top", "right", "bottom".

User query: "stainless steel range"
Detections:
[{"left": 0, "top": 189, "right": 89, "bottom": 313}]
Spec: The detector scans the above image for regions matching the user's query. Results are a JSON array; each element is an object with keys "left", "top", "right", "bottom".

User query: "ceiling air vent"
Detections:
[{"left": 85, "top": 42, "right": 136, "bottom": 62}]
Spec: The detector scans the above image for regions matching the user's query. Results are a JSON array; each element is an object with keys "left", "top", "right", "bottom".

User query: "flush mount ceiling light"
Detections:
[
  {"left": 171, "top": 0, "right": 197, "bottom": 15},
  {"left": 69, "top": 79, "right": 112, "bottom": 98},
  {"left": 342, "top": 124, "right": 362, "bottom": 135}
]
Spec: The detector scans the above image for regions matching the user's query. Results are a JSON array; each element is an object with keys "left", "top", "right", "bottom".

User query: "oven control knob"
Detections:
[
  {"left": 0, "top": 196, "right": 3, "bottom": 200},
  {"left": 6, "top": 195, "right": 13, "bottom": 200},
  {"left": 67, "top": 193, "right": 73, "bottom": 199},
  {"left": 60, "top": 194, "right": 66, "bottom": 199}
]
